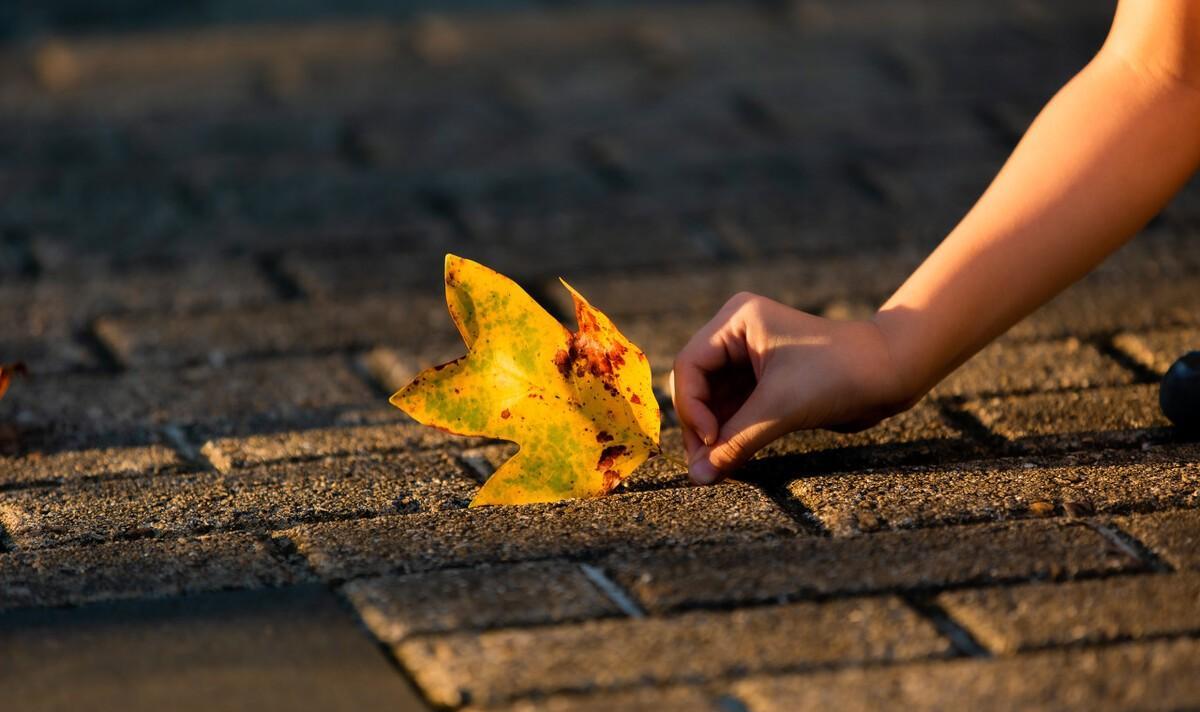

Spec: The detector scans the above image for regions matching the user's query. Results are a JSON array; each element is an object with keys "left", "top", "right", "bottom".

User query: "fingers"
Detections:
[
  {"left": 671, "top": 294, "right": 755, "bottom": 450},
  {"left": 670, "top": 361, "right": 719, "bottom": 453},
  {"left": 689, "top": 385, "right": 789, "bottom": 485}
]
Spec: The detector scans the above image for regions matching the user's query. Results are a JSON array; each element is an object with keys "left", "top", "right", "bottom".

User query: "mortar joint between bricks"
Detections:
[
  {"left": 161, "top": 423, "right": 214, "bottom": 471},
  {"left": 1092, "top": 333, "right": 1164, "bottom": 384},
  {"left": 2, "top": 224, "right": 39, "bottom": 278},
  {"left": 902, "top": 593, "right": 991, "bottom": 659},
  {"left": 80, "top": 321, "right": 127, "bottom": 373},
  {"left": 934, "top": 398, "right": 1008, "bottom": 450},
  {"left": 263, "top": 531, "right": 320, "bottom": 581},
  {"left": 255, "top": 252, "right": 306, "bottom": 301},
  {"left": 416, "top": 184, "right": 476, "bottom": 243},
  {"left": 1087, "top": 520, "right": 1174, "bottom": 574},
  {"left": 0, "top": 523, "right": 14, "bottom": 552},
  {"left": 749, "top": 477, "right": 830, "bottom": 536},
  {"left": 523, "top": 280, "right": 573, "bottom": 324},
  {"left": 579, "top": 562, "right": 646, "bottom": 619},
  {"left": 327, "top": 583, "right": 442, "bottom": 712},
  {"left": 690, "top": 218, "right": 743, "bottom": 263}
]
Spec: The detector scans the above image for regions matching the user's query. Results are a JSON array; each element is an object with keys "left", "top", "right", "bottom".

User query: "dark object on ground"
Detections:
[{"left": 1160, "top": 351, "right": 1200, "bottom": 430}]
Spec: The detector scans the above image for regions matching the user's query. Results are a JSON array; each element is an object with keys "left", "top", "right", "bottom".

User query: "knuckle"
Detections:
[{"left": 725, "top": 291, "right": 758, "bottom": 310}]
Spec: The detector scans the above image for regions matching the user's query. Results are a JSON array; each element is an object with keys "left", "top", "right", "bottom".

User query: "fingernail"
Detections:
[
  {"left": 689, "top": 458, "right": 718, "bottom": 485},
  {"left": 702, "top": 431, "right": 715, "bottom": 447}
]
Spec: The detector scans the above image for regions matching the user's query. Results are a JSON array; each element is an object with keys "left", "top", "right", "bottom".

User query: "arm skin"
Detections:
[
  {"left": 874, "top": 0, "right": 1200, "bottom": 402},
  {"left": 673, "top": 0, "right": 1200, "bottom": 484}
]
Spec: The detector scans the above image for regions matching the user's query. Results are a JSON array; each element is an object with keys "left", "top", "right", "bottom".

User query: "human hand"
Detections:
[{"left": 670, "top": 293, "right": 910, "bottom": 484}]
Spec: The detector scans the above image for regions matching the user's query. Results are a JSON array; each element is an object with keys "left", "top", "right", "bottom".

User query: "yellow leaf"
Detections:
[{"left": 390, "top": 255, "right": 661, "bottom": 506}]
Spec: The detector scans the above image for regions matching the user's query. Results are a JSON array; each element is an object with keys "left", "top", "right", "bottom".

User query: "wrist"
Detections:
[{"left": 866, "top": 309, "right": 926, "bottom": 413}]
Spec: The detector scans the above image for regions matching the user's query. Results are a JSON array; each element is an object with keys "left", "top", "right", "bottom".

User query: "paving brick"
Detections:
[
  {"left": 1112, "top": 328, "right": 1200, "bottom": 376},
  {"left": 0, "top": 531, "right": 307, "bottom": 611},
  {"left": 0, "top": 585, "right": 427, "bottom": 712},
  {"left": 468, "top": 686, "right": 725, "bottom": 712},
  {"left": 1117, "top": 508, "right": 1200, "bottom": 571},
  {"left": 0, "top": 442, "right": 182, "bottom": 487},
  {"left": 1008, "top": 278, "right": 1200, "bottom": 340},
  {"left": 755, "top": 400, "right": 976, "bottom": 472},
  {"left": 869, "top": 155, "right": 1001, "bottom": 243},
  {"left": 287, "top": 483, "right": 799, "bottom": 580},
  {"left": 463, "top": 205, "right": 719, "bottom": 279},
  {"left": 398, "top": 595, "right": 949, "bottom": 707},
  {"left": 0, "top": 328, "right": 97, "bottom": 374},
  {"left": 0, "top": 451, "right": 475, "bottom": 549},
  {"left": 0, "top": 355, "right": 378, "bottom": 448},
  {"left": 279, "top": 243, "right": 450, "bottom": 299},
  {"left": 961, "top": 384, "right": 1171, "bottom": 451},
  {"left": 0, "top": 257, "right": 276, "bottom": 320},
  {"left": 546, "top": 251, "right": 924, "bottom": 320},
  {"left": 343, "top": 561, "right": 620, "bottom": 643},
  {"left": 786, "top": 446, "right": 1200, "bottom": 535},
  {"left": 95, "top": 295, "right": 452, "bottom": 368},
  {"left": 602, "top": 519, "right": 1139, "bottom": 613},
  {"left": 360, "top": 344, "right": 471, "bottom": 396},
  {"left": 938, "top": 572, "right": 1200, "bottom": 654},
  {"left": 201, "top": 420, "right": 479, "bottom": 473},
  {"left": 931, "top": 338, "right": 1133, "bottom": 398},
  {"left": 735, "top": 636, "right": 1200, "bottom": 712}
]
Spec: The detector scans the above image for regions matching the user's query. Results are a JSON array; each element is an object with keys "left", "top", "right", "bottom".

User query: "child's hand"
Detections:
[{"left": 670, "top": 293, "right": 909, "bottom": 484}]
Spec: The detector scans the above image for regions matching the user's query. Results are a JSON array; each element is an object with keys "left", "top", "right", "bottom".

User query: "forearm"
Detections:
[{"left": 873, "top": 47, "right": 1200, "bottom": 403}]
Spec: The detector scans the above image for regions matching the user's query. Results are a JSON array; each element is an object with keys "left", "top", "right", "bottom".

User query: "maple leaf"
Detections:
[
  {"left": 0, "top": 362, "right": 26, "bottom": 402},
  {"left": 390, "top": 255, "right": 661, "bottom": 506}
]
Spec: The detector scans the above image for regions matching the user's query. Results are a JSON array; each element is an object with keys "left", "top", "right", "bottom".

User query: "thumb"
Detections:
[{"left": 689, "top": 385, "right": 789, "bottom": 484}]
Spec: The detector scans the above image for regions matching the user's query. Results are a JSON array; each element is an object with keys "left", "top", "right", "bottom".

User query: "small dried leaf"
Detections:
[{"left": 1028, "top": 501, "right": 1055, "bottom": 517}]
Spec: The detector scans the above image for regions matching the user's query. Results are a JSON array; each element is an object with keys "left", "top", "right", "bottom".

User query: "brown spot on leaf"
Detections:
[
  {"left": 553, "top": 348, "right": 572, "bottom": 378},
  {"left": 577, "top": 306, "right": 601, "bottom": 334},
  {"left": 597, "top": 445, "right": 628, "bottom": 470},
  {"left": 607, "top": 343, "right": 627, "bottom": 369},
  {"left": 596, "top": 430, "right": 613, "bottom": 443},
  {"left": 601, "top": 469, "right": 621, "bottom": 493},
  {"left": 500, "top": 409, "right": 511, "bottom": 419}
]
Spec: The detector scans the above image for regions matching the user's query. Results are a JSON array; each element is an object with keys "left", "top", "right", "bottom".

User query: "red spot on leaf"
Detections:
[
  {"left": 630, "top": 394, "right": 642, "bottom": 405},
  {"left": 500, "top": 409, "right": 511, "bottom": 419}
]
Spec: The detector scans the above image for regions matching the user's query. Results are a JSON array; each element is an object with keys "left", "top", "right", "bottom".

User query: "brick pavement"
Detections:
[{"left": 3, "top": 0, "right": 1200, "bottom": 710}]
